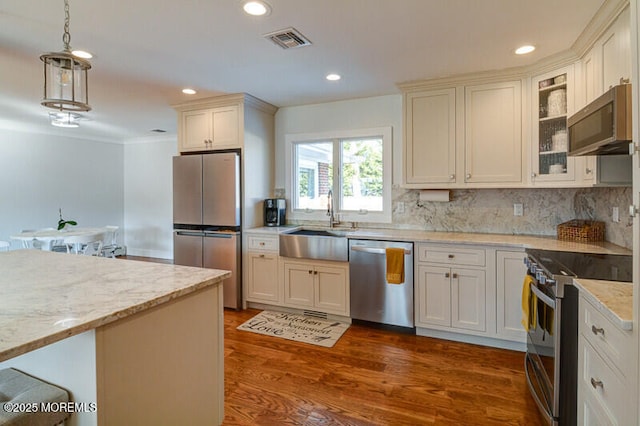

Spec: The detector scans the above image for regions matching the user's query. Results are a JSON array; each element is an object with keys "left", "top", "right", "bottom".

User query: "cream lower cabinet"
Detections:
[
  {"left": 415, "top": 244, "right": 488, "bottom": 334},
  {"left": 281, "top": 258, "right": 349, "bottom": 316},
  {"left": 416, "top": 265, "right": 486, "bottom": 332},
  {"left": 244, "top": 233, "right": 281, "bottom": 305},
  {"left": 577, "top": 294, "right": 635, "bottom": 425},
  {"left": 495, "top": 250, "right": 527, "bottom": 342}
]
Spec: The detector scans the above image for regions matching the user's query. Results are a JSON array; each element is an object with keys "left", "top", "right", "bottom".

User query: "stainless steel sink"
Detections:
[{"left": 279, "top": 228, "right": 348, "bottom": 261}]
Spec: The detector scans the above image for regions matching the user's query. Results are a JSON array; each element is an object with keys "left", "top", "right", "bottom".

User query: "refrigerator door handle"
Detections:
[
  {"left": 203, "top": 232, "right": 234, "bottom": 239},
  {"left": 175, "top": 231, "right": 205, "bottom": 237}
]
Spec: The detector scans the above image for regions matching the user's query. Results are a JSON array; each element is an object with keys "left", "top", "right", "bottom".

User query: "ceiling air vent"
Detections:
[{"left": 264, "top": 27, "right": 312, "bottom": 49}]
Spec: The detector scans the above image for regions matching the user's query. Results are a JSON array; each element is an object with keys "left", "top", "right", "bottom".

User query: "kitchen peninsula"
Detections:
[{"left": 0, "top": 250, "right": 229, "bottom": 426}]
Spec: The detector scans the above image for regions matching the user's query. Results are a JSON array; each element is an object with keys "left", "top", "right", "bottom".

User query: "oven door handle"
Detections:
[{"left": 530, "top": 283, "right": 556, "bottom": 309}]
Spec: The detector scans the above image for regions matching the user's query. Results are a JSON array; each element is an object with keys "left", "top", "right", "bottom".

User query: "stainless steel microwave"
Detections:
[{"left": 567, "top": 83, "right": 632, "bottom": 156}]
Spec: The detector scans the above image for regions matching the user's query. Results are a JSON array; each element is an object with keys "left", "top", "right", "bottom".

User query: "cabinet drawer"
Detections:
[
  {"left": 580, "top": 296, "right": 633, "bottom": 374},
  {"left": 417, "top": 245, "right": 485, "bottom": 267},
  {"left": 580, "top": 337, "right": 628, "bottom": 424},
  {"left": 247, "top": 235, "right": 279, "bottom": 252}
]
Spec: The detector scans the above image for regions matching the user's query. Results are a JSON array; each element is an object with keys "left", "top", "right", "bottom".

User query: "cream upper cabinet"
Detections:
[
  {"left": 179, "top": 105, "right": 240, "bottom": 152},
  {"left": 600, "top": 6, "right": 631, "bottom": 91},
  {"left": 464, "top": 81, "right": 523, "bottom": 185},
  {"left": 531, "top": 65, "right": 577, "bottom": 185},
  {"left": 404, "top": 88, "right": 456, "bottom": 185},
  {"left": 402, "top": 79, "right": 523, "bottom": 188}
]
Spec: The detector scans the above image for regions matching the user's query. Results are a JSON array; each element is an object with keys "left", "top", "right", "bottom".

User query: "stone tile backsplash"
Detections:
[
  {"left": 391, "top": 187, "right": 632, "bottom": 249},
  {"left": 290, "top": 187, "right": 632, "bottom": 249}
]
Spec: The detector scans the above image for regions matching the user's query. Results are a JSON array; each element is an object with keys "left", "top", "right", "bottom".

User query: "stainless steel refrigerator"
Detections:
[{"left": 173, "top": 151, "right": 241, "bottom": 309}]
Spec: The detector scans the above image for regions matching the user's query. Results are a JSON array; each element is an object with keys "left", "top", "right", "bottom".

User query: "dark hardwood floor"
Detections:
[{"left": 223, "top": 308, "right": 545, "bottom": 426}]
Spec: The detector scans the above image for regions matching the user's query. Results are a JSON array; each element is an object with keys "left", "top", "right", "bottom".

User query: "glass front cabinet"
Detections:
[{"left": 531, "top": 65, "right": 578, "bottom": 184}]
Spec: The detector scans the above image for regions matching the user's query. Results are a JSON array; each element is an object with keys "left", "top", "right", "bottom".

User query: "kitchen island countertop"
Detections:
[{"left": 0, "top": 250, "right": 230, "bottom": 362}]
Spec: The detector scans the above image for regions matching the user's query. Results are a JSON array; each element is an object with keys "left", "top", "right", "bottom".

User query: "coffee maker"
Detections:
[{"left": 264, "top": 199, "right": 286, "bottom": 227}]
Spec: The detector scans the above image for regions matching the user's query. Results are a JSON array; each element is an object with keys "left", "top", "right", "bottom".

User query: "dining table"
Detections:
[{"left": 10, "top": 227, "right": 108, "bottom": 251}]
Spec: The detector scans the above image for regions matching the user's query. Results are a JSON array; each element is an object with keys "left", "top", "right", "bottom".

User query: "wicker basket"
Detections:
[{"left": 557, "top": 220, "right": 604, "bottom": 242}]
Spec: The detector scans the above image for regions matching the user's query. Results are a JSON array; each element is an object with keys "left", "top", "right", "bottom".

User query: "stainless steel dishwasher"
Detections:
[{"left": 349, "top": 239, "right": 414, "bottom": 329}]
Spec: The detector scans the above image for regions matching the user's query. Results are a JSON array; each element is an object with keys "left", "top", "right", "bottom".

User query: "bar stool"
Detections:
[{"left": 0, "top": 368, "right": 70, "bottom": 425}]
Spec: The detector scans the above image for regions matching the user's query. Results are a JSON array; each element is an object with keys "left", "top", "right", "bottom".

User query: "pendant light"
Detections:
[{"left": 40, "top": 0, "right": 91, "bottom": 112}]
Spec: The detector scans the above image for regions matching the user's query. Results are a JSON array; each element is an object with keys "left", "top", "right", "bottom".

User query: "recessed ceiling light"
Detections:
[
  {"left": 72, "top": 50, "right": 93, "bottom": 59},
  {"left": 326, "top": 73, "right": 341, "bottom": 81},
  {"left": 515, "top": 45, "right": 536, "bottom": 55},
  {"left": 182, "top": 88, "right": 197, "bottom": 95},
  {"left": 243, "top": 1, "right": 271, "bottom": 16}
]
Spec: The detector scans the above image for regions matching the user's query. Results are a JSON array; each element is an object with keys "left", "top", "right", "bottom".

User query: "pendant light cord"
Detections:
[{"left": 62, "top": 0, "right": 71, "bottom": 51}]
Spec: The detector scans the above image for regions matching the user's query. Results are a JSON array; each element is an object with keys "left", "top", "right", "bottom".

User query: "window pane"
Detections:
[
  {"left": 294, "top": 141, "right": 333, "bottom": 210},
  {"left": 340, "top": 138, "right": 383, "bottom": 212}
]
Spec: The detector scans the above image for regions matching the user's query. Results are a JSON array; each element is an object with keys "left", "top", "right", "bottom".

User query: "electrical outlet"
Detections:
[
  {"left": 513, "top": 203, "right": 524, "bottom": 217},
  {"left": 397, "top": 202, "right": 405, "bottom": 214},
  {"left": 613, "top": 207, "right": 620, "bottom": 223}
]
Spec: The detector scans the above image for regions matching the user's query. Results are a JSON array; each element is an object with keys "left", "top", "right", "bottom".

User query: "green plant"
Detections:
[{"left": 57, "top": 208, "right": 77, "bottom": 230}]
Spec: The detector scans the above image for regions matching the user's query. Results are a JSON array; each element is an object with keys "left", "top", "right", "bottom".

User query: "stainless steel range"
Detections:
[{"left": 523, "top": 249, "right": 632, "bottom": 426}]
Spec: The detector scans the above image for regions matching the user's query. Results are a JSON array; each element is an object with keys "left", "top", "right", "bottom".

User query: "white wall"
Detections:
[
  {"left": 274, "top": 95, "right": 403, "bottom": 189},
  {"left": 0, "top": 129, "right": 124, "bottom": 247},
  {"left": 123, "top": 138, "right": 177, "bottom": 259}
]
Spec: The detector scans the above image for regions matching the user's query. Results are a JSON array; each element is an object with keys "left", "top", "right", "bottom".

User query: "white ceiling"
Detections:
[{"left": 0, "top": 0, "right": 605, "bottom": 143}]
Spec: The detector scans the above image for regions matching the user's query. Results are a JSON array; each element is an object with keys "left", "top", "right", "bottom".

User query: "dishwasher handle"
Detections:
[{"left": 350, "top": 245, "right": 412, "bottom": 255}]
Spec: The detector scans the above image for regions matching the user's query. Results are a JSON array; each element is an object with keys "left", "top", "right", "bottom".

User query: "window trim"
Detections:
[{"left": 285, "top": 126, "right": 392, "bottom": 224}]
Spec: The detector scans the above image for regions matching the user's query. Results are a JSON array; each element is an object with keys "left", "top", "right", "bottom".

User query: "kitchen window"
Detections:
[{"left": 285, "top": 127, "right": 392, "bottom": 223}]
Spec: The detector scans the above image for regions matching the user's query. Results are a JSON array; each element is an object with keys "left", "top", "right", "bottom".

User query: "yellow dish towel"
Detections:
[
  {"left": 386, "top": 247, "right": 405, "bottom": 284},
  {"left": 521, "top": 275, "right": 537, "bottom": 332}
]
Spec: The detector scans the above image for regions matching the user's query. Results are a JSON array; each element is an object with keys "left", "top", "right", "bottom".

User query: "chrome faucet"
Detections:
[{"left": 327, "top": 189, "right": 340, "bottom": 228}]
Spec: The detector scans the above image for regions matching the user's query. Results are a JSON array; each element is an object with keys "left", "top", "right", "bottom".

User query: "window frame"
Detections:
[{"left": 285, "top": 126, "right": 392, "bottom": 224}]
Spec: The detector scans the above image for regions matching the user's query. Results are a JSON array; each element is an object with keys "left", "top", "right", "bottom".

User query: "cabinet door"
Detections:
[
  {"left": 181, "top": 109, "right": 212, "bottom": 152},
  {"left": 404, "top": 88, "right": 456, "bottom": 184},
  {"left": 531, "top": 66, "right": 578, "bottom": 184},
  {"left": 496, "top": 251, "right": 527, "bottom": 342},
  {"left": 314, "top": 265, "right": 348, "bottom": 316},
  {"left": 450, "top": 268, "right": 486, "bottom": 332},
  {"left": 246, "top": 253, "right": 279, "bottom": 303},
  {"left": 416, "top": 265, "right": 451, "bottom": 327},
  {"left": 283, "top": 261, "right": 314, "bottom": 308},
  {"left": 601, "top": 7, "right": 631, "bottom": 91},
  {"left": 210, "top": 106, "right": 240, "bottom": 149},
  {"left": 464, "top": 81, "right": 522, "bottom": 184}
]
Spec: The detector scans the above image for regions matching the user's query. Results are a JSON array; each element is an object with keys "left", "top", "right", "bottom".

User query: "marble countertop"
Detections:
[
  {"left": 0, "top": 250, "right": 230, "bottom": 362},
  {"left": 246, "top": 226, "right": 631, "bottom": 255},
  {"left": 573, "top": 278, "right": 633, "bottom": 331}
]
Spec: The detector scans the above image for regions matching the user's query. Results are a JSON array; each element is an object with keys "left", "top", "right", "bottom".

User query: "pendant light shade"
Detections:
[
  {"left": 41, "top": 51, "right": 91, "bottom": 112},
  {"left": 40, "top": 0, "right": 91, "bottom": 112}
]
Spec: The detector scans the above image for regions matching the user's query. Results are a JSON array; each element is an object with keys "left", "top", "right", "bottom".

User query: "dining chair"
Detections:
[
  {"left": 101, "top": 226, "right": 120, "bottom": 258},
  {"left": 64, "top": 233, "right": 106, "bottom": 256},
  {"left": 0, "top": 240, "right": 10, "bottom": 252}
]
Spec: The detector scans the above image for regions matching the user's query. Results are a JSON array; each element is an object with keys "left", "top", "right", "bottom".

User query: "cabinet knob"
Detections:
[
  {"left": 448, "top": 254, "right": 455, "bottom": 259},
  {"left": 445, "top": 272, "right": 450, "bottom": 278},
  {"left": 314, "top": 270, "right": 318, "bottom": 275},
  {"left": 449, "top": 174, "right": 455, "bottom": 180},
  {"left": 259, "top": 254, "right": 265, "bottom": 258},
  {"left": 259, "top": 242, "right": 265, "bottom": 246},
  {"left": 452, "top": 273, "right": 458, "bottom": 279},
  {"left": 531, "top": 172, "right": 537, "bottom": 178},
  {"left": 585, "top": 168, "right": 592, "bottom": 174},
  {"left": 590, "top": 378, "right": 604, "bottom": 389},
  {"left": 591, "top": 325, "right": 605, "bottom": 336},
  {"left": 466, "top": 173, "right": 471, "bottom": 180},
  {"left": 308, "top": 270, "right": 313, "bottom": 274}
]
